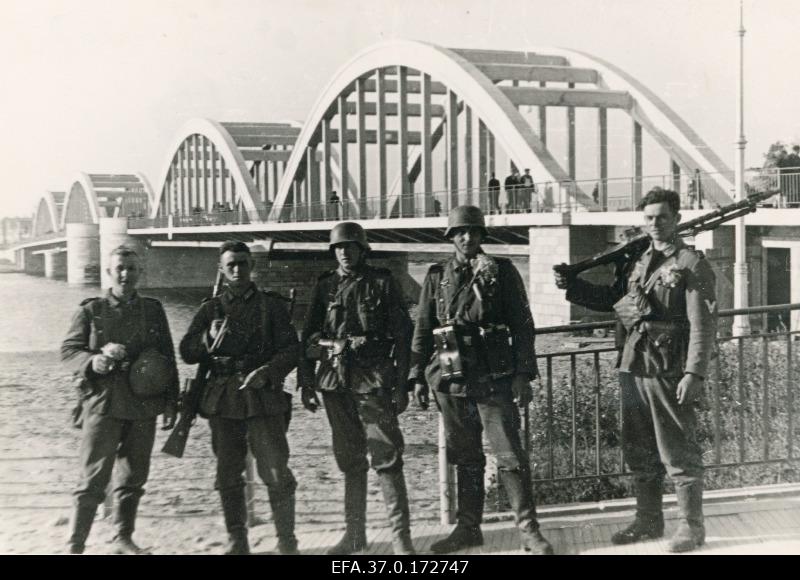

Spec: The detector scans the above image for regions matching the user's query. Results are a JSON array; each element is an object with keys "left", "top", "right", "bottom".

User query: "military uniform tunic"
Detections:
[
  {"left": 299, "top": 264, "right": 412, "bottom": 475},
  {"left": 179, "top": 282, "right": 299, "bottom": 495},
  {"left": 566, "top": 238, "right": 717, "bottom": 487},
  {"left": 61, "top": 290, "right": 179, "bottom": 508}
]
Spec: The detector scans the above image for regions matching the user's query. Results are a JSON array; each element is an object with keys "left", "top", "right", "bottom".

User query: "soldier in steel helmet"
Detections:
[
  {"left": 179, "top": 240, "right": 300, "bottom": 555},
  {"left": 61, "top": 245, "right": 179, "bottom": 554},
  {"left": 555, "top": 188, "right": 717, "bottom": 553},
  {"left": 409, "top": 205, "right": 553, "bottom": 555},
  {"left": 298, "top": 222, "right": 415, "bottom": 555}
]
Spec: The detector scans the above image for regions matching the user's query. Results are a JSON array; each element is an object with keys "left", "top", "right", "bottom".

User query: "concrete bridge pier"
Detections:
[
  {"left": 66, "top": 223, "right": 100, "bottom": 285},
  {"left": 42, "top": 249, "right": 67, "bottom": 279},
  {"left": 22, "top": 248, "right": 45, "bottom": 276}
]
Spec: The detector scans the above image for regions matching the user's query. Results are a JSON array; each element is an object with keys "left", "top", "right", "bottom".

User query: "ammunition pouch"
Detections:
[
  {"left": 613, "top": 285, "right": 655, "bottom": 331},
  {"left": 642, "top": 320, "right": 687, "bottom": 375},
  {"left": 433, "top": 325, "right": 464, "bottom": 380},
  {"left": 433, "top": 323, "right": 515, "bottom": 381}
]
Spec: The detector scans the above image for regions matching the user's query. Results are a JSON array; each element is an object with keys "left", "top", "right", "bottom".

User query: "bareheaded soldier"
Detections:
[
  {"left": 555, "top": 187, "right": 717, "bottom": 552},
  {"left": 179, "top": 241, "right": 300, "bottom": 555},
  {"left": 410, "top": 206, "right": 553, "bottom": 555},
  {"left": 61, "top": 245, "right": 179, "bottom": 554},
  {"left": 298, "top": 222, "right": 415, "bottom": 555}
]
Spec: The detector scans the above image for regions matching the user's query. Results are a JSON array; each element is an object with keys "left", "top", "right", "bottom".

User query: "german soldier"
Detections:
[
  {"left": 555, "top": 187, "right": 717, "bottom": 552},
  {"left": 179, "top": 241, "right": 300, "bottom": 555},
  {"left": 410, "top": 205, "right": 553, "bottom": 555},
  {"left": 61, "top": 245, "right": 179, "bottom": 554},
  {"left": 298, "top": 222, "right": 415, "bottom": 555}
]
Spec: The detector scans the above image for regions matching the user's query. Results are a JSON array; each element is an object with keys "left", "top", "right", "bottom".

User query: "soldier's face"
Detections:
[
  {"left": 643, "top": 202, "right": 680, "bottom": 243},
  {"left": 219, "top": 251, "right": 253, "bottom": 287},
  {"left": 334, "top": 242, "right": 363, "bottom": 273},
  {"left": 450, "top": 227, "right": 484, "bottom": 258},
  {"left": 108, "top": 254, "right": 140, "bottom": 296}
]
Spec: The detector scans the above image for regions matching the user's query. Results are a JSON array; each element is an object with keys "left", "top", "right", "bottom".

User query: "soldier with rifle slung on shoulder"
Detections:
[
  {"left": 298, "top": 222, "right": 416, "bottom": 555},
  {"left": 555, "top": 187, "right": 718, "bottom": 553},
  {"left": 179, "top": 240, "right": 300, "bottom": 555}
]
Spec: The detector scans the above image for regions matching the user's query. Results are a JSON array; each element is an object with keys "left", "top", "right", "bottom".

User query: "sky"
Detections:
[{"left": 1, "top": 0, "right": 798, "bottom": 219}]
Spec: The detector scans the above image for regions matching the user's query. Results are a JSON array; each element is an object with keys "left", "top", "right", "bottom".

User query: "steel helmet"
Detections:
[
  {"left": 444, "top": 205, "right": 488, "bottom": 238},
  {"left": 329, "top": 222, "right": 370, "bottom": 251},
  {"left": 129, "top": 348, "right": 172, "bottom": 399}
]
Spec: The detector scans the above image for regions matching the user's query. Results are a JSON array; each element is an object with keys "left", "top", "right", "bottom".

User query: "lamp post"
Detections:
[{"left": 732, "top": 0, "right": 750, "bottom": 337}]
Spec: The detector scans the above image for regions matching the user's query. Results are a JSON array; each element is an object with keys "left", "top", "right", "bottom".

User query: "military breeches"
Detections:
[
  {"left": 619, "top": 372, "right": 704, "bottom": 487},
  {"left": 434, "top": 389, "right": 529, "bottom": 473},
  {"left": 321, "top": 389, "right": 405, "bottom": 475},
  {"left": 74, "top": 412, "right": 156, "bottom": 509},
  {"left": 210, "top": 415, "right": 297, "bottom": 500}
]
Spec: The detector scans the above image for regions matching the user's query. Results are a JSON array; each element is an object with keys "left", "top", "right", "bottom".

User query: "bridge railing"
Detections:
[
  {"left": 456, "top": 303, "right": 800, "bottom": 521},
  {"left": 133, "top": 169, "right": 786, "bottom": 230}
]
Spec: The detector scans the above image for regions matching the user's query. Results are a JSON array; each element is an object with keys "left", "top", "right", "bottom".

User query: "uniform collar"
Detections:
[
  {"left": 106, "top": 289, "right": 139, "bottom": 308},
  {"left": 644, "top": 236, "right": 685, "bottom": 259},
  {"left": 337, "top": 263, "right": 366, "bottom": 280},
  {"left": 222, "top": 282, "right": 257, "bottom": 305}
]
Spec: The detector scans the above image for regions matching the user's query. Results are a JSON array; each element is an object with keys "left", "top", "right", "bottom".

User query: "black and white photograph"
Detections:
[{"left": 1, "top": 0, "right": 799, "bottom": 557}]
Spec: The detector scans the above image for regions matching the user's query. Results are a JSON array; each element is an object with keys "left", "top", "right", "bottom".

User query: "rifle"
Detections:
[
  {"left": 162, "top": 271, "right": 226, "bottom": 458},
  {"left": 553, "top": 190, "right": 778, "bottom": 278}
]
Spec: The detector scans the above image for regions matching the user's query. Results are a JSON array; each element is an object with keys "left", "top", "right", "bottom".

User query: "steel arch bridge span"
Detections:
[
  {"left": 269, "top": 40, "right": 593, "bottom": 221},
  {"left": 60, "top": 172, "right": 152, "bottom": 229},
  {"left": 271, "top": 40, "right": 735, "bottom": 222},
  {"left": 32, "top": 191, "right": 65, "bottom": 236},
  {"left": 536, "top": 47, "right": 734, "bottom": 205}
]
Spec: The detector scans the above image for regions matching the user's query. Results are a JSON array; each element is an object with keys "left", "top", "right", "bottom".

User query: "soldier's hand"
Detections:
[
  {"left": 208, "top": 319, "right": 225, "bottom": 340},
  {"left": 300, "top": 386, "right": 320, "bottom": 412},
  {"left": 393, "top": 389, "right": 410, "bottom": 415},
  {"left": 91, "top": 354, "right": 115, "bottom": 375},
  {"left": 413, "top": 382, "right": 429, "bottom": 410},
  {"left": 554, "top": 266, "right": 572, "bottom": 290},
  {"left": 511, "top": 374, "right": 533, "bottom": 407},
  {"left": 101, "top": 342, "right": 127, "bottom": 361},
  {"left": 162, "top": 403, "right": 177, "bottom": 430},
  {"left": 677, "top": 373, "right": 704, "bottom": 405}
]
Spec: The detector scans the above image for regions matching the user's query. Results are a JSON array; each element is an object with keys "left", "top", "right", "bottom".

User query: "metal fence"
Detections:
[{"left": 130, "top": 168, "right": 786, "bottom": 230}]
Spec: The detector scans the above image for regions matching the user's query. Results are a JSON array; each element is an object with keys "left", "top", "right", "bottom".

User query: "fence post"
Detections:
[{"left": 438, "top": 414, "right": 456, "bottom": 525}]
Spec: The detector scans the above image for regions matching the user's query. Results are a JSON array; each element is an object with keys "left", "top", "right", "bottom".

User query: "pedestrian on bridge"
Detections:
[
  {"left": 555, "top": 187, "right": 717, "bottom": 553},
  {"left": 179, "top": 241, "right": 301, "bottom": 555},
  {"left": 409, "top": 205, "right": 553, "bottom": 555},
  {"left": 61, "top": 245, "right": 179, "bottom": 554},
  {"left": 298, "top": 222, "right": 416, "bottom": 555},
  {"left": 487, "top": 173, "right": 501, "bottom": 214}
]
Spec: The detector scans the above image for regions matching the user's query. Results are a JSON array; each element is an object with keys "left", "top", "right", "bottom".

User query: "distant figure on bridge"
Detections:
[
  {"left": 520, "top": 169, "right": 536, "bottom": 212},
  {"left": 592, "top": 183, "right": 600, "bottom": 205},
  {"left": 328, "top": 191, "right": 341, "bottom": 220},
  {"left": 688, "top": 169, "right": 704, "bottom": 210},
  {"left": 504, "top": 168, "right": 520, "bottom": 213},
  {"left": 487, "top": 173, "right": 501, "bottom": 214},
  {"left": 433, "top": 198, "right": 442, "bottom": 217}
]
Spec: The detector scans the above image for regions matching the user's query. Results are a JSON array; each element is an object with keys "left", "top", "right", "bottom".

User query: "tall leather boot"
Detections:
[
  {"left": 667, "top": 482, "right": 705, "bottom": 553},
  {"left": 379, "top": 468, "right": 415, "bottom": 555},
  {"left": 112, "top": 495, "right": 150, "bottom": 555},
  {"left": 270, "top": 491, "right": 299, "bottom": 555},
  {"left": 220, "top": 487, "right": 250, "bottom": 555},
  {"left": 327, "top": 470, "right": 368, "bottom": 555},
  {"left": 67, "top": 502, "right": 98, "bottom": 554},
  {"left": 611, "top": 478, "right": 664, "bottom": 545},
  {"left": 430, "top": 465, "right": 485, "bottom": 554},
  {"left": 499, "top": 467, "right": 553, "bottom": 555}
]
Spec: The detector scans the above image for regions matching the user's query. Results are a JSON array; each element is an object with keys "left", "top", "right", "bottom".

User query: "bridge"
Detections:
[{"left": 9, "top": 40, "right": 800, "bottom": 328}]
